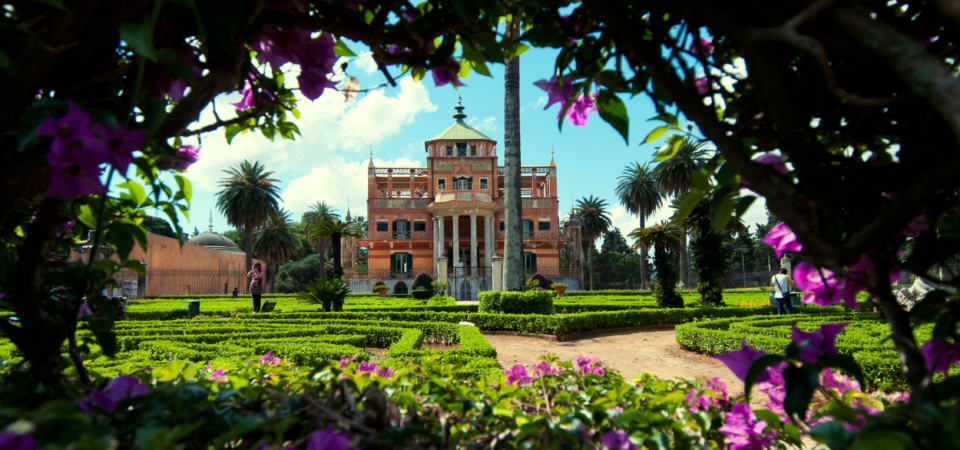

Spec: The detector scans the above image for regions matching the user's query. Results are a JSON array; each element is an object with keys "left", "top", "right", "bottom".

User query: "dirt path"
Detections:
[{"left": 484, "top": 326, "right": 745, "bottom": 394}]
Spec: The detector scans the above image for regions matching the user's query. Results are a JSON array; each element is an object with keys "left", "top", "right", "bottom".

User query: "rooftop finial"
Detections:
[
  {"left": 208, "top": 211, "right": 213, "bottom": 233},
  {"left": 453, "top": 96, "right": 467, "bottom": 120}
]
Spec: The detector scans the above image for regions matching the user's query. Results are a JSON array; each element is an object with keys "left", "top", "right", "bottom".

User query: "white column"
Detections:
[
  {"left": 437, "top": 215, "right": 445, "bottom": 257},
  {"left": 484, "top": 216, "right": 493, "bottom": 267},
  {"left": 452, "top": 214, "right": 460, "bottom": 269},
  {"left": 432, "top": 216, "right": 439, "bottom": 268},
  {"left": 470, "top": 214, "right": 478, "bottom": 270}
]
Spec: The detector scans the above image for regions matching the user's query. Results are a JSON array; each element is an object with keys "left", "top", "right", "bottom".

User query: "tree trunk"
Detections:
[
  {"left": 588, "top": 240, "right": 595, "bottom": 290},
  {"left": 332, "top": 233, "right": 343, "bottom": 276},
  {"left": 679, "top": 232, "right": 689, "bottom": 288},
  {"left": 244, "top": 223, "right": 253, "bottom": 276},
  {"left": 318, "top": 243, "right": 327, "bottom": 276},
  {"left": 639, "top": 212, "right": 647, "bottom": 289},
  {"left": 501, "top": 27, "right": 523, "bottom": 291}
]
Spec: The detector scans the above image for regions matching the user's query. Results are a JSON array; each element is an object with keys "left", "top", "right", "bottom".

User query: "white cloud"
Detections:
[
  {"left": 280, "top": 157, "right": 424, "bottom": 216},
  {"left": 351, "top": 52, "right": 379, "bottom": 75},
  {"left": 521, "top": 96, "right": 548, "bottom": 112},
  {"left": 467, "top": 116, "right": 499, "bottom": 133},
  {"left": 183, "top": 76, "right": 436, "bottom": 191}
]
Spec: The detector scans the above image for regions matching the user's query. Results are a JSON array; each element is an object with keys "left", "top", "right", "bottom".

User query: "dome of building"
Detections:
[{"left": 189, "top": 231, "right": 240, "bottom": 250}]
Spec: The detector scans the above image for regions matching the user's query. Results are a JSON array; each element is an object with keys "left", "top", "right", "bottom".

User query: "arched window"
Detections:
[{"left": 393, "top": 281, "right": 408, "bottom": 295}]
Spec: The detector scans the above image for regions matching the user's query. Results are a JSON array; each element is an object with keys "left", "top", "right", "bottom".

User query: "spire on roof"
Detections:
[
  {"left": 346, "top": 197, "right": 352, "bottom": 221},
  {"left": 208, "top": 211, "right": 213, "bottom": 233},
  {"left": 549, "top": 144, "right": 556, "bottom": 167},
  {"left": 453, "top": 96, "right": 467, "bottom": 121},
  {"left": 367, "top": 147, "right": 374, "bottom": 168}
]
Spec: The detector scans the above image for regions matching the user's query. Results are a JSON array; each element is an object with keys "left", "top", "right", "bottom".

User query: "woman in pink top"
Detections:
[{"left": 247, "top": 262, "right": 264, "bottom": 312}]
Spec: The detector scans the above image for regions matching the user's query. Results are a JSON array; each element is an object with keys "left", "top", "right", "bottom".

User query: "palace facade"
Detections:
[{"left": 350, "top": 100, "right": 582, "bottom": 298}]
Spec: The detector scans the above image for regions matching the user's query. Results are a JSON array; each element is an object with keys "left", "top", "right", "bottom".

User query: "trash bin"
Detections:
[{"left": 188, "top": 300, "right": 200, "bottom": 318}]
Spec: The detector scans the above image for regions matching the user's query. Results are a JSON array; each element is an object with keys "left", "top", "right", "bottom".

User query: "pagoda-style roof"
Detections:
[{"left": 426, "top": 98, "right": 494, "bottom": 142}]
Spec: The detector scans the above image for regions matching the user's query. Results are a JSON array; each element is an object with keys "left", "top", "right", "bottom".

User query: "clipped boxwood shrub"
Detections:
[
  {"left": 478, "top": 290, "right": 554, "bottom": 315},
  {"left": 412, "top": 288, "right": 433, "bottom": 300},
  {"left": 413, "top": 272, "right": 433, "bottom": 290}
]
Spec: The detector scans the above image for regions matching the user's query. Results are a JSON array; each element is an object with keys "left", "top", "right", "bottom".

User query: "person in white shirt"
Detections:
[
  {"left": 897, "top": 275, "right": 938, "bottom": 311},
  {"left": 771, "top": 268, "right": 797, "bottom": 315}
]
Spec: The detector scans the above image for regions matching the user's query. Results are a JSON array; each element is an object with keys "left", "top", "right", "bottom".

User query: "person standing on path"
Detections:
[
  {"left": 248, "top": 262, "right": 264, "bottom": 313},
  {"left": 771, "top": 268, "right": 796, "bottom": 315}
]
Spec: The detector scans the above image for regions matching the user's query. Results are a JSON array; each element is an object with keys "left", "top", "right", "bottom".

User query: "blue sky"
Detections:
[{"left": 165, "top": 40, "right": 768, "bottom": 238}]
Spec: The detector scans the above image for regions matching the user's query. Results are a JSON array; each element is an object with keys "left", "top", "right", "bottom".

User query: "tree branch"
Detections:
[{"left": 180, "top": 105, "right": 268, "bottom": 138}]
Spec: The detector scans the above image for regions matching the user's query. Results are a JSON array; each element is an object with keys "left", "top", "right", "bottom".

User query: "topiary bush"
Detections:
[
  {"left": 478, "top": 290, "right": 555, "bottom": 315},
  {"left": 412, "top": 288, "right": 433, "bottom": 300},
  {"left": 412, "top": 272, "right": 433, "bottom": 291},
  {"left": 528, "top": 273, "right": 553, "bottom": 290}
]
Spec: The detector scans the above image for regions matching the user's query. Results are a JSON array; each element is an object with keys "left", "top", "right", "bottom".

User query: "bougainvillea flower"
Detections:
[
  {"left": 574, "top": 356, "right": 605, "bottom": 375},
  {"left": 716, "top": 340, "right": 774, "bottom": 383},
  {"left": 694, "top": 77, "right": 710, "bottom": 95},
  {"left": 688, "top": 38, "right": 714, "bottom": 57},
  {"left": 718, "top": 403, "right": 774, "bottom": 450},
  {"left": 0, "top": 429, "right": 37, "bottom": 450},
  {"left": 231, "top": 81, "right": 277, "bottom": 110},
  {"left": 821, "top": 368, "right": 860, "bottom": 393},
  {"left": 761, "top": 222, "right": 802, "bottom": 259},
  {"left": 339, "top": 354, "right": 357, "bottom": 369},
  {"left": 299, "top": 66, "right": 337, "bottom": 100},
  {"left": 532, "top": 360, "right": 556, "bottom": 377},
  {"left": 398, "top": 7, "right": 419, "bottom": 22},
  {"left": 254, "top": 25, "right": 310, "bottom": 68},
  {"left": 533, "top": 75, "right": 574, "bottom": 110},
  {"left": 686, "top": 377, "right": 729, "bottom": 411},
  {"left": 76, "top": 390, "right": 116, "bottom": 415},
  {"left": 558, "top": 93, "right": 598, "bottom": 126},
  {"left": 57, "top": 219, "right": 76, "bottom": 236},
  {"left": 601, "top": 430, "right": 637, "bottom": 450},
  {"left": 506, "top": 364, "right": 532, "bottom": 385},
  {"left": 76, "top": 374, "right": 148, "bottom": 415},
  {"left": 375, "top": 366, "right": 394, "bottom": 378},
  {"left": 46, "top": 166, "right": 107, "bottom": 199},
  {"left": 207, "top": 368, "right": 229, "bottom": 383},
  {"left": 921, "top": 337, "right": 960, "bottom": 376},
  {"left": 76, "top": 303, "right": 93, "bottom": 319},
  {"left": 307, "top": 425, "right": 350, "bottom": 450},
  {"left": 793, "top": 262, "right": 856, "bottom": 308},
  {"left": 36, "top": 101, "right": 96, "bottom": 157},
  {"left": 791, "top": 323, "right": 847, "bottom": 364},
  {"left": 431, "top": 58, "right": 466, "bottom": 87},
  {"left": 887, "top": 392, "right": 910, "bottom": 403},
  {"left": 89, "top": 122, "right": 146, "bottom": 174},
  {"left": 358, "top": 361, "right": 377, "bottom": 373},
  {"left": 259, "top": 351, "right": 281, "bottom": 365},
  {"left": 753, "top": 152, "right": 788, "bottom": 175},
  {"left": 898, "top": 214, "right": 929, "bottom": 238},
  {"left": 156, "top": 145, "right": 200, "bottom": 171}
]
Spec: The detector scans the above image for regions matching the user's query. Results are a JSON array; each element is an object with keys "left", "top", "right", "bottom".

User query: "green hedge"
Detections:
[
  {"left": 562, "top": 287, "right": 770, "bottom": 297},
  {"left": 675, "top": 314, "right": 958, "bottom": 391},
  {"left": 478, "top": 290, "right": 554, "bottom": 315},
  {"left": 147, "top": 292, "right": 381, "bottom": 300}
]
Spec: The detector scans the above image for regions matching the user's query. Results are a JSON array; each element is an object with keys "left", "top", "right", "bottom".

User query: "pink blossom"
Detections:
[
  {"left": 76, "top": 374, "right": 148, "bottom": 414},
  {"left": 761, "top": 222, "right": 802, "bottom": 259},
  {"left": 77, "top": 303, "right": 93, "bottom": 319},
  {"left": 154, "top": 50, "right": 203, "bottom": 101},
  {"left": 398, "top": 7, "right": 419, "bottom": 22},
  {"left": 821, "top": 368, "right": 860, "bottom": 393},
  {"left": 688, "top": 38, "right": 714, "bottom": 57},
  {"left": 753, "top": 152, "right": 788, "bottom": 175},
  {"left": 686, "top": 377, "right": 729, "bottom": 411},
  {"left": 358, "top": 361, "right": 377, "bottom": 374},
  {"left": 532, "top": 360, "right": 556, "bottom": 378},
  {"left": 898, "top": 214, "right": 929, "bottom": 238},
  {"left": 921, "top": 337, "right": 960, "bottom": 376},
  {"left": 207, "top": 367, "right": 229, "bottom": 383},
  {"left": 557, "top": 93, "right": 598, "bottom": 127},
  {"left": 0, "top": 429, "right": 37, "bottom": 450},
  {"left": 574, "top": 356, "right": 605, "bottom": 375},
  {"left": 231, "top": 81, "right": 277, "bottom": 110},
  {"left": 259, "top": 351, "right": 281, "bottom": 365},
  {"left": 601, "top": 430, "right": 637, "bottom": 450},
  {"left": 156, "top": 145, "right": 200, "bottom": 171},
  {"left": 343, "top": 0, "right": 370, "bottom": 11},
  {"left": 430, "top": 58, "right": 466, "bottom": 87},
  {"left": 299, "top": 65, "right": 338, "bottom": 100},
  {"left": 791, "top": 323, "right": 847, "bottom": 363},
  {"left": 339, "top": 354, "right": 357, "bottom": 369},
  {"left": 57, "top": 219, "right": 76, "bottom": 236},
  {"left": 297, "top": 33, "right": 338, "bottom": 100},
  {"left": 47, "top": 166, "right": 107, "bottom": 199},
  {"left": 718, "top": 403, "right": 774, "bottom": 450},
  {"left": 254, "top": 25, "right": 310, "bottom": 68},
  {"left": 88, "top": 122, "right": 145, "bottom": 174},
  {"left": 694, "top": 77, "right": 710, "bottom": 95},
  {"left": 793, "top": 263, "right": 857, "bottom": 308},
  {"left": 887, "top": 392, "right": 910, "bottom": 403},
  {"left": 533, "top": 75, "right": 574, "bottom": 111},
  {"left": 307, "top": 425, "right": 350, "bottom": 450},
  {"left": 375, "top": 366, "right": 394, "bottom": 378},
  {"left": 76, "top": 390, "right": 116, "bottom": 415},
  {"left": 506, "top": 364, "right": 532, "bottom": 386},
  {"left": 716, "top": 340, "right": 778, "bottom": 383}
]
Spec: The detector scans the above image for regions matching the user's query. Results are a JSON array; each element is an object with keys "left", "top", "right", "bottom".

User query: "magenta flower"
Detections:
[
  {"left": 821, "top": 368, "right": 860, "bottom": 393},
  {"left": 533, "top": 75, "right": 574, "bottom": 110},
  {"left": 532, "top": 360, "right": 556, "bottom": 378},
  {"left": 694, "top": 77, "right": 710, "bottom": 95},
  {"left": 398, "top": 7, "right": 419, "bottom": 22},
  {"left": 36, "top": 101, "right": 97, "bottom": 157},
  {"left": 574, "top": 356, "right": 605, "bottom": 375},
  {"left": 761, "top": 222, "right": 802, "bottom": 259},
  {"left": 688, "top": 37, "right": 714, "bottom": 57},
  {"left": 358, "top": 361, "right": 377, "bottom": 373},
  {"left": 231, "top": 81, "right": 277, "bottom": 110},
  {"left": 716, "top": 340, "right": 774, "bottom": 383},
  {"left": 89, "top": 122, "right": 146, "bottom": 174},
  {"left": 76, "top": 390, "right": 116, "bottom": 415},
  {"left": 154, "top": 50, "right": 203, "bottom": 101},
  {"left": 431, "top": 58, "right": 466, "bottom": 87},
  {"left": 76, "top": 374, "right": 148, "bottom": 415},
  {"left": 791, "top": 323, "right": 847, "bottom": 363},
  {"left": 753, "top": 152, "right": 788, "bottom": 175},
  {"left": 898, "top": 214, "right": 929, "bottom": 238},
  {"left": 57, "top": 219, "right": 76, "bottom": 236},
  {"left": 686, "top": 377, "right": 729, "bottom": 411},
  {"left": 0, "top": 429, "right": 37, "bottom": 450},
  {"left": 557, "top": 93, "right": 598, "bottom": 126},
  {"left": 505, "top": 364, "right": 532, "bottom": 386},
  {"left": 339, "top": 354, "right": 357, "bottom": 369},
  {"left": 921, "top": 337, "right": 960, "bottom": 376},
  {"left": 259, "top": 351, "right": 281, "bottom": 365},
  {"left": 156, "top": 145, "right": 200, "bottom": 171},
  {"left": 375, "top": 366, "right": 394, "bottom": 378},
  {"left": 887, "top": 392, "right": 910, "bottom": 403},
  {"left": 47, "top": 166, "right": 107, "bottom": 199},
  {"left": 793, "top": 262, "right": 857, "bottom": 308},
  {"left": 343, "top": 0, "right": 371, "bottom": 11},
  {"left": 297, "top": 33, "right": 338, "bottom": 100},
  {"left": 76, "top": 303, "right": 93, "bottom": 319},
  {"left": 307, "top": 425, "right": 350, "bottom": 450},
  {"left": 718, "top": 403, "right": 774, "bottom": 450},
  {"left": 601, "top": 430, "right": 637, "bottom": 450},
  {"left": 207, "top": 367, "right": 229, "bottom": 383},
  {"left": 254, "top": 25, "right": 310, "bottom": 68}
]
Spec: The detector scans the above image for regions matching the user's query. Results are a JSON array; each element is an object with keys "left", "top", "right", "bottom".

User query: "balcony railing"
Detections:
[
  {"left": 495, "top": 231, "right": 560, "bottom": 240},
  {"left": 367, "top": 231, "right": 433, "bottom": 240}
]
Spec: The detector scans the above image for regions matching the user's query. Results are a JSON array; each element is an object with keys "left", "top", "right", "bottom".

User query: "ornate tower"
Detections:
[{"left": 563, "top": 206, "right": 584, "bottom": 286}]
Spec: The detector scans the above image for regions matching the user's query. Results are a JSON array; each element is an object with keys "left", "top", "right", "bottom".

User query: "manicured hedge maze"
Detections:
[{"left": 676, "top": 313, "right": 956, "bottom": 391}]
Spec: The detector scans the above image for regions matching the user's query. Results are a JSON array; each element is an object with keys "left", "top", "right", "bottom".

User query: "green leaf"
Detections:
[
  {"left": 513, "top": 43, "right": 530, "bottom": 56},
  {"left": 675, "top": 191, "right": 704, "bottom": 222},
  {"left": 735, "top": 196, "right": 758, "bottom": 217},
  {"left": 690, "top": 169, "right": 710, "bottom": 191},
  {"left": 744, "top": 354, "right": 786, "bottom": 403},
  {"left": 142, "top": 97, "right": 168, "bottom": 134},
  {"left": 119, "top": 21, "right": 157, "bottom": 61},
  {"left": 175, "top": 175, "right": 193, "bottom": 204},
  {"left": 92, "top": 330, "right": 118, "bottom": 357},
  {"left": 225, "top": 124, "right": 243, "bottom": 144},
  {"left": 77, "top": 204, "right": 100, "bottom": 229},
  {"left": 459, "top": 60, "right": 471, "bottom": 79},
  {"left": 782, "top": 364, "right": 818, "bottom": 420},
  {"left": 31, "top": 0, "right": 68, "bottom": 10},
  {"left": 156, "top": 49, "right": 194, "bottom": 86},
  {"left": 334, "top": 40, "right": 357, "bottom": 57},
  {"left": 106, "top": 222, "right": 148, "bottom": 260},
  {"left": 596, "top": 90, "right": 629, "bottom": 144},
  {"left": 713, "top": 195, "right": 736, "bottom": 233},
  {"left": 653, "top": 135, "right": 683, "bottom": 161},
  {"left": 121, "top": 259, "right": 146, "bottom": 275},
  {"left": 118, "top": 180, "right": 147, "bottom": 206},
  {"left": 848, "top": 430, "right": 915, "bottom": 450},
  {"left": 643, "top": 126, "right": 668, "bottom": 144},
  {"left": 910, "top": 289, "right": 951, "bottom": 324},
  {"left": 647, "top": 113, "right": 679, "bottom": 127}
]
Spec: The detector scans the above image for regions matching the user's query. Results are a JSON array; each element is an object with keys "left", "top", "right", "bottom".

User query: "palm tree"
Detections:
[
  {"left": 351, "top": 215, "right": 368, "bottom": 238},
  {"left": 629, "top": 221, "right": 685, "bottom": 307},
  {"left": 253, "top": 208, "right": 300, "bottom": 293},
  {"left": 309, "top": 219, "right": 364, "bottom": 278},
  {"left": 575, "top": 195, "right": 612, "bottom": 291},
  {"left": 652, "top": 137, "right": 709, "bottom": 289},
  {"left": 300, "top": 201, "right": 340, "bottom": 271},
  {"left": 216, "top": 160, "right": 282, "bottom": 275},
  {"left": 671, "top": 193, "right": 746, "bottom": 306},
  {"left": 615, "top": 161, "right": 663, "bottom": 289},
  {"left": 501, "top": 19, "right": 524, "bottom": 292}
]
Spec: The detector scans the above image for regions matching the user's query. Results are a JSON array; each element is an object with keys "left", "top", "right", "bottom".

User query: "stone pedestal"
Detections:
[
  {"left": 491, "top": 255, "right": 503, "bottom": 292},
  {"left": 780, "top": 255, "right": 792, "bottom": 276},
  {"left": 137, "top": 263, "right": 148, "bottom": 299},
  {"left": 437, "top": 257, "right": 448, "bottom": 283}
]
